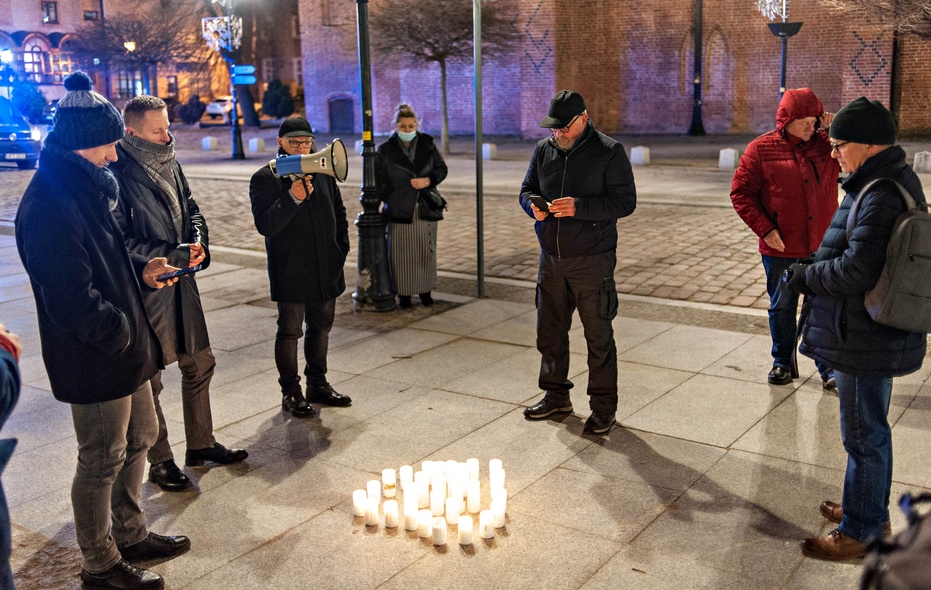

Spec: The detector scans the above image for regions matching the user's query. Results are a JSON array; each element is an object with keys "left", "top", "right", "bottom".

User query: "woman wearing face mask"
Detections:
[{"left": 375, "top": 103, "right": 448, "bottom": 308}]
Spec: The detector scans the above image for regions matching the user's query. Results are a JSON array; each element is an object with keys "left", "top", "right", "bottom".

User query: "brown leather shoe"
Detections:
[
  {"left": 800, "top": 528, "right": 867, "bottom": 561},
  {"left": 819, "top": 500, "right": 892, "bottom": 537}
]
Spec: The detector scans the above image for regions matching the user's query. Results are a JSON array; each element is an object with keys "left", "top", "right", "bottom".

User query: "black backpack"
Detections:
[
  {"left": 861, "top": 493, "right": 931, "bottom": 590},
  {"left": 846, "top": 178, "right": 931, "bottom": 333}
]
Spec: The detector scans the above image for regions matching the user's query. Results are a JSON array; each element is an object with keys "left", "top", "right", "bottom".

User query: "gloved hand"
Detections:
[{"left": 782, "top": 262, "right": 813, "bottom": 295}]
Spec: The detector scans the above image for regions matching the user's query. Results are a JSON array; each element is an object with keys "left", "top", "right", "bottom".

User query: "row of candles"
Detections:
[{"left": 352, "top": 458, "right": 507, "bottom": 546}]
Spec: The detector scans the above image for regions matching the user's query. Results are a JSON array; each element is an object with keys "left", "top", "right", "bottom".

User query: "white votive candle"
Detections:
[
  {"left": 367, "top": 479, "right": 381, "bottom": 502},
  {"left": 430, "top": 489, "right": 445, "bottom": 516},
  {"left": 490, "top": 468, "right": 506, "bottom": 492},
  {"left": 417, "top": 479, "right": 430, "bottom": 509},
  {"left": 382, "top": 469, "right": 397, "bottom": 498},
  {"left": 467, "top": 458, "right": 480, "bottom": 480},
  {"left": 447, "top": 481, "right": 462, "bottom": 503},
  {"left": 365, "top": 497, "right": 379, "bottom": 526},
  {"left": 491, "top": 499, "right": 505, "bottom": 528},
  {"left": 383, "top": 500, "right": 399, "bottom": 528},
  {"left": 445, "top": 460, "right": 458, "bottom": 478},
  {"left": 489, "top": 458, "right": 502, "bottom": 475},
  {"left": 467, "top": 480, "right": 481, "bottom": 513},
  {"left": 421, "top": 460, "right": 433, "bottom": 476},
  {"left": 404, "top": 497, "right": 419, "bottom": 531},
  {"left": 418, "top": 509, "right": 433, "bottom": 538},
  {"left": 400, "top": 465, "right": 414, "bottom": 488},
  {"left": 479, "top": 510, "right": 494, "bottom": 539},
  {"left": 458, "top": 516, "right": 473, "bottom": 545},
  {"left": 492, "top": 487, "right": 507, "bottom": 505},
  {"left": 432, "top": 517, "right": 447, "bottom": 545},
  {"left": 434, "top": 473, "right": 446, "bottom": 498},
  {"left": 352, "top": 489, "right": 367, "bottom": 517},
  {"left": 445, "top": 497, "right": 460, "bottom": 525}
]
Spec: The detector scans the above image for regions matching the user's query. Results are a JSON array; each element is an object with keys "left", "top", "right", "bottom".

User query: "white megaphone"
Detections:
[{"left": 269, "top": 138, "right": 348, "bottom": 182}]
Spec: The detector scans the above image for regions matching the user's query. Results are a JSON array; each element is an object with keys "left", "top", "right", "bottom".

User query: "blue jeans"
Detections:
[
  {"left": 835, "top": 371, "right": 893, "bottom": 543},
  {"left": 761, "top": 255, "right": 831, "bottom": 378}
]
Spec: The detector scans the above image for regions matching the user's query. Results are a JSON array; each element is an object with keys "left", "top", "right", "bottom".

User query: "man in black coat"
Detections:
[
  {"left": 519, "top": 90, "right": 637, "bottom": 436},
  {"left": 785, "top": 97, "right": 927, "bottom": 561},
  {"left": 112, "top": 96, "right": 247, "bottom": 493},
  {"left": 250, "top": 117, "right": 352, "bottom": 418},
  {"left": 15, "top": 71, "right": 189, "bottom": 590}
]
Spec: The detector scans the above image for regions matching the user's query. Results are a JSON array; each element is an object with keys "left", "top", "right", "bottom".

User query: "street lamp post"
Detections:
[
  {"left": 202, "top": 0, "right": 245, "bottom": 159},
  {"left": 758, "top": 0, "right": 802, "bottom": 98},
  {"left": 352, "top": 0, "right": 395, "bottom": 312},
  {"left": 687, "top": 0, "right": 705, "bottom": 136}
]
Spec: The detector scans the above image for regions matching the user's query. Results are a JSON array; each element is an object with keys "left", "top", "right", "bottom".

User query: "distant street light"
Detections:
[
  {"left": 758, "top": 0, "right": 802, "bottom": 98},
  {"left": 202, "top": 0, "right": 245, "bottom": 159},
  {"left": 123, "top": 40, "right": 136, "bottom": 52}
]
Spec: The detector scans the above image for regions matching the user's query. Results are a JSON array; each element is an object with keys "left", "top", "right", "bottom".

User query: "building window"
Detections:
[
  {"left": 22, "top": 39, "right": 51, "bottom": 83},
  {"left": 114, "top": 69, "right": 144, "bottom": 99},
  {"left": 166, "top": 75, "right": 178, "bottom": 99},
  {"left": 291, "top": 16, "right": 300, "bottom": 39},
  {"left": 84, "top": 10, "right": 99, "bottom": 20},
  {"left": 292, "top": 57, "right": 303, "bottom": 86},
  {"left": 41, "top": 2, "right": 59, "bottom": 24}
]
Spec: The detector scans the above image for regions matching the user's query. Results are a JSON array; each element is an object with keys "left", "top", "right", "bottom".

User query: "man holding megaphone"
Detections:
[{"left": 249, "top": 117, "right": 352, "bottom": 418}]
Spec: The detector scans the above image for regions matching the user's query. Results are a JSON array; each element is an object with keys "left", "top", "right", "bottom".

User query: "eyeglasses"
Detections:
[
  {"left": 829, "top": 141, "right": 850, "bottom": 152},
  {"left": 287, "top": 139, "right": 314, "bottom": 148},
  {"left": 553, "top": 114, "right": 582, "bottom": 134}
]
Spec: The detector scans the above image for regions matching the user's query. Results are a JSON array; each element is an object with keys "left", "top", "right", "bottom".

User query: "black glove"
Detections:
[{"left": 782, "top": 262, "right": 813, "bottom": 295}]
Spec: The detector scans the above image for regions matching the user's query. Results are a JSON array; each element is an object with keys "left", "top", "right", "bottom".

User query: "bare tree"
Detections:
[
  {"left": 370, "top": 0, "right": 520, "bottom": 154},
  {"left": 73, "top": 0, "right": 215, "bottom": 96},
  {"left": 820, "top": 0, "right": 931, "bottom": 38}
]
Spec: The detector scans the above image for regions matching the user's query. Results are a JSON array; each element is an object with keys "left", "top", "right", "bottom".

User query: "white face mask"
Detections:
[{"left": 397, "top": 130, "right": 416, "bottom": 143}]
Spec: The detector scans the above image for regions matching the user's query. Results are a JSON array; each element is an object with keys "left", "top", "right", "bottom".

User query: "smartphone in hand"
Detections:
[
  {"left": 529, "top": 195, "right": 551, "bottom": 212},
  {"left": 157, "top": 264, "right": 203, "bottom": 282}
]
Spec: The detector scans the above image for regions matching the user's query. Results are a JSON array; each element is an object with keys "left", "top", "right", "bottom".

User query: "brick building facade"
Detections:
[{"left": 298, "top": 0, "right": 931, "bottom": 138}]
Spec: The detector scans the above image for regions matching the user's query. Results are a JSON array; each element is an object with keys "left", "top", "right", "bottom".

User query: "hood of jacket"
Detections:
[{"left": 776, "top": 88, "right": 824, "bottom": 133}]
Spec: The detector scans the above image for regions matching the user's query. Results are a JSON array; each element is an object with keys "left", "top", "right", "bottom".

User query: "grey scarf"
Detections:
[{"left": 120, "top": 132, "right": 184, "bottom": 238}]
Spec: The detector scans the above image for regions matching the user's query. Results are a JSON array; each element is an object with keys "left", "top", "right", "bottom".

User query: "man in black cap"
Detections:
[
  {"left": 250, "top": 117, "right": 352, "bottom": 418},
  {"left": 785, "top": 97, "right": 927, "bottom": 560},
  {"left": 15, "top": 71, "right": 189, "bottom": 589},
  {"left": 519, "top": 90, "right": 637, "bottom": 435}
]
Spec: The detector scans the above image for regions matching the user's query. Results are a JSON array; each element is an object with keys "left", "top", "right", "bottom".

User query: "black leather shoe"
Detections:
[
  {"left": 822, "top": 376, "right": 837, "bottom": 391},
  {"left": 398, "top": 296, "right": 412, "bottom": 309},
  {"left": 419, "top": 292, "right": 434, "bottom": 306},
  {"left": 583, "top": 411, "right": 616, "bottom": 435},
  {"left": 185, "top": 443, "right": 248, "bottom": 467},
  {"left": 282, "top": 392, "right": 317, "bottom": 418},
  {"left": 148, "top": 460, "right": 191, "bottom": 492},
  {"left": 524, "top": 395, "right": 572, "bottom": 420},
  {"left": 81, "top": 559, "right": 164, "bottom": 589},
  {"left": 120, "top": 532, "right": 191, "bottom": 563},
  {"left": 767, "top": 366, "right": 793, "bottom": 385},
  {"left": 308, "top": 383, "right": 352, "bottom": 407}
]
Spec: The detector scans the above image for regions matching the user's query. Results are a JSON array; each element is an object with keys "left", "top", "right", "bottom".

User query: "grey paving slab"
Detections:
[
  {"left": 377, "top": 511, "right": 623, "bottom": 590},
  {"left": 202, "top": 303, "right": 279, "bottom": 352},
  {"left": 407, "top": 299, "right": 531, "bottom": 336},
  {"left": 327, "top": 327, "right": 459, "bottom": 376},
  {"left": 562, "top": 428, "right": 726, "bottom": 493},
  {"left": 616, "top": 360, "right": 694, "bottom": 421},
  {"left": 615, "top": 316, "right": 676, "bottom": 353},
  {"left": 890, "top": 386, "right": 931, "bottom": 489},
  {"left": 579, "top": 546, "right": 759, "bottom": 590},
  {"left": 622, "top": 374, "right": 793, "bottom": 448},
  {"left": 508, "top": 466, "right": 679, "bottom": 544},
  {"left": 702, "top": 334, "right": 818, "bottom": 384},
  {"left": 4, "top": 439, "right": 75, "bottom": 508},
  {"left": 620, "top": 324, "right": 753, "bottom": 373},
  {"left": 0, "top": 384, "right": 73, "bottom": 453},
  {"left": 362, "top": 337, "right": 528, "bottom": 389},
  {"left": 430, "top": 407, "right": 593, "bottom": 496},
  {"left": 468, "top": 308, "right": 536, "bottom": 346}
]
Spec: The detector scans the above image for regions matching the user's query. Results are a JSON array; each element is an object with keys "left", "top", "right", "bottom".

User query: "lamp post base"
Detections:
[{"left": 352, "top": 212, "right": 396, "bottom": 312}]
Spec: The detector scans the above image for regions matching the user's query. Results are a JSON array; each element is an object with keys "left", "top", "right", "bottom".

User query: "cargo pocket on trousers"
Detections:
[{"left": 599, "top": 278, "right": 618, "bottom": 320}]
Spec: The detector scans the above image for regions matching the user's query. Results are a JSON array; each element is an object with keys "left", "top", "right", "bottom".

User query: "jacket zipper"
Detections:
[{"left": 557, "top": 160, "right": 567, "bottom": 259}]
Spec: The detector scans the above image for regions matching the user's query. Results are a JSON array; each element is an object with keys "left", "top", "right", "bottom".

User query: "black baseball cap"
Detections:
[
  {"left": 278, "top": 116, "right": 314, "bottom": 138},
  {"left": 540, "top": 90, "right": 586, "bottom": 128}
]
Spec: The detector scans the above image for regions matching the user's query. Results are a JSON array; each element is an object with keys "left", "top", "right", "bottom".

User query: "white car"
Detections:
[{"left": 205, "top": 96, "right": 263, "bottom": 120}]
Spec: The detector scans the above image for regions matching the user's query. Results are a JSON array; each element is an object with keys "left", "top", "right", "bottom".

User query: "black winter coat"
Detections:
[
  {"left": 111, "top": 142, "right": 211, "bottom": 365},
  {"left": 375, "top": 132, "right": 448, "bottom": 223},
  {"left": 250, "top": 160, "right": 350, "bottom": 302},
  {"left": 519, "top": 123, "right": 637, "bottom": 258},
  {"left": 799, "top": 146, "right": 927, "bottom": 377},
  {"left": 15, "top": 141, "right": 162, "bottom": 404}
]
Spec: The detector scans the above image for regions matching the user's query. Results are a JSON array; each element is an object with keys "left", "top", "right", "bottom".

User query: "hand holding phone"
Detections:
[
  {"left": 157, "top": 264, "right": 203, "bottom": 282},
  {"left": 529, "top": 195, "right": 551, "bottom": 212}
]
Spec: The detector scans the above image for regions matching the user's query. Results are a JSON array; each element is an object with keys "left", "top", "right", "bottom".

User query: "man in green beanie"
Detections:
[{"left": 784, "top": 97, "right": 927, "bottom": 560}]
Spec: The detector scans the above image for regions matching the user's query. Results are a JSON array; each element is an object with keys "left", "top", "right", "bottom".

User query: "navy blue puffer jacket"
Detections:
[{"left": 798, "top": 146, "right": 927, "bottom": 377}]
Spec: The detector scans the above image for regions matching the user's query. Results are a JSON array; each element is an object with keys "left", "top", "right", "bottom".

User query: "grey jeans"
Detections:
[
  {"left": 70, "top": 382, "right": 158, "bottom": 573},
  {"left": 148, "top": 347, "right": 217, "bottom": 464}
]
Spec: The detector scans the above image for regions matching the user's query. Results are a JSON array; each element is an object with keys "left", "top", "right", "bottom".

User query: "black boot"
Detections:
[
  {"left": 419, "top": 292, "right": 434, "bottom": 306},
  {"left": 398, "top": 296, "right": 412, "bottom": 309}
]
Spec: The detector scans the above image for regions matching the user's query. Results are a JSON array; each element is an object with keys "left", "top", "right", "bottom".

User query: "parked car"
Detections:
[
  {"left": 0, "top": 96, "right": 41, "bottom": 170},
  {"left": 205, "top": 96, "right": 263, "bottom": 120},
  {"left": 41, "top": 99, "right": 60, "bottom": 125}
]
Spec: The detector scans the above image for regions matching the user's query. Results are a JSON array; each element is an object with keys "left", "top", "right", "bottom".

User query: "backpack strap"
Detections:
[{"left": 845, "top": 177, "right": 918, "bottom": 241}]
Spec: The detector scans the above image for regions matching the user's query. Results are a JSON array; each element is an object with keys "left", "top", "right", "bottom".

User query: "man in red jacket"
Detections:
[{"left": 731, "top": 88, "right": 840, "bottom": 388}]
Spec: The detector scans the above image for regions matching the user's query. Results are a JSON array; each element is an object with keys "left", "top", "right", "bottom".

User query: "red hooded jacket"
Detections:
[{"left": 730, "top": 88, "right": 841, "bottom": 258}]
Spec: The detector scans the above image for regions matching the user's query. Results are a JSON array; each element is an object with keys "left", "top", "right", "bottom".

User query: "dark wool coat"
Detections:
[
  {"left": 519, "top": 122, "right": 637, "bottom": 258},
  {"left": 799, "top": 145, "right": 927, "bottom": 377},
  {"left": 375, "top": 132, "right": 448, "bottom": 223},
  {"left": 731, "top": 88, "right": 841, "bottom": 259},
  {"left": 250, "top": 160, "right": 350, "bottom": 302},
  {"left": 111, "top": 143, "right": 211, "bottom": 365},
  {"left": 15, "top": 143, "right": 161, "bottom": 404}
]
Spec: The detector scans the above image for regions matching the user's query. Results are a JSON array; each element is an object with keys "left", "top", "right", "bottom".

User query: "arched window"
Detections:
[
  {"left": 50, "top": 39, "right": 77, "bottom": 83},
  {"left": 23, "top": 38, "right": 51, "bottom": 84}
]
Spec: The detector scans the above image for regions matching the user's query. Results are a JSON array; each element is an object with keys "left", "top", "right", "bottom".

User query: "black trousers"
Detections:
[
  {"left": 536, "top": 250, "right": 619, "bottom": 413},
  {"left": 275, "top": 299, "right": 336, "bottom": 396}
]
